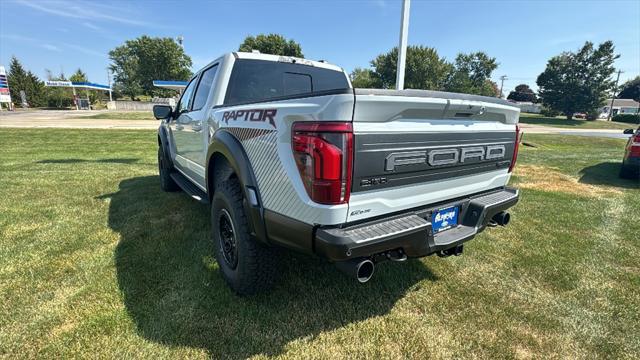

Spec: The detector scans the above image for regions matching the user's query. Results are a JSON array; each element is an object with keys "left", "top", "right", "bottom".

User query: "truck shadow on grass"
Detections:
[
  {"left": 108, "top": 176, "right": 436, "bottom": 358},
  {"left": 579, "top": 162, "right": 639, "bottom": 189}
]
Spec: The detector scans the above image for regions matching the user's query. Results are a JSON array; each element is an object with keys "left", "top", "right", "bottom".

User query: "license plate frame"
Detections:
[{"left": 432, "top": 206, "right": 459, "bottom": 233}]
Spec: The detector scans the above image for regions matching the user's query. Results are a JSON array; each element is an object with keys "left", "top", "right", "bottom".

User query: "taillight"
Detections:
[
  {"left": 509, "top": 124, "right": 520, "bottom": 173},
  {"left": 630, "top": 134, "right": 640, "bottom": 157},
  {"left": 292, "top": 122, "right": 353, "bottom": 205}
]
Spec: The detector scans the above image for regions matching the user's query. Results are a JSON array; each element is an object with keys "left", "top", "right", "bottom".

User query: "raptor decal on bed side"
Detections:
[{"left": 222, "top": 109, "right": 277, "bottom": 127}]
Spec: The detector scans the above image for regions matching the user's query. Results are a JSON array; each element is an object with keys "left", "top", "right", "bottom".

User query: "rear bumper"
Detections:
[{"left": 314, "top": 187, "right": 519, "bottom": 261}]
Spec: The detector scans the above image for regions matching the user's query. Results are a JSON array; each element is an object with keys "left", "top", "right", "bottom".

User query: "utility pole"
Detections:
[
  {"left": 607, "top": 69, "right": 623, "bottom": 121},
  {"left": 107, "top": 68, "right": 113, "bottom": 102},
  {"left": 499, "top": 75, "right": 508, "bottom": 98},
  {"left": 395, "top": 0, "right": 411, "bottom": 90},
  {"left": 176, "top": 35, "right": 184, "bottom": 49}
]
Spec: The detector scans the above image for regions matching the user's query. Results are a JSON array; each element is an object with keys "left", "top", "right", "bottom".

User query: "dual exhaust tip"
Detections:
[{"left": 336, "top": 211, "right": 511, "bottom": 283}]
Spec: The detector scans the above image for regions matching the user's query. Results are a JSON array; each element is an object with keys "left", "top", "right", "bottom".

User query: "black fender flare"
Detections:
[
  {"left": 157, "top": 126, "right": 174, "bottom": 168},
  {"left": 206, "top": 130, "right": 268, "bottom": 244}
]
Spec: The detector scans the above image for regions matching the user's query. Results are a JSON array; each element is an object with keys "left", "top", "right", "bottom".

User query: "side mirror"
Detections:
[
  {"left": 153, "top": 105, "right": 173, "bottom": 120},
  {"left": 623, "top": 129, "right": 634, "bottom": 135}
]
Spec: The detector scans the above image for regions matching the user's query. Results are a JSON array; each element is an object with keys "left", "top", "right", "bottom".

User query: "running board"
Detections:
[{"left": 170, "top": 172, "right": 209, "bottom": 204}]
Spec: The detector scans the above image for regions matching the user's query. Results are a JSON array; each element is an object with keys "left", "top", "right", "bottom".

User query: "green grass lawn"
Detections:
[
  {"left": 0, "top": 129, "right": 638, "bottom": 358},
  {"left": 80, "top": 111, "right": 155, "bottom": 120},
  {"left": 519, "top": 113, "right": 636, "bottom": 130}
]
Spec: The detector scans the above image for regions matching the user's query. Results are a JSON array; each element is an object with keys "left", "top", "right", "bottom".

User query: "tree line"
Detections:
[{"left": 6, "top": 33, "right": 638, "bottom": 120}]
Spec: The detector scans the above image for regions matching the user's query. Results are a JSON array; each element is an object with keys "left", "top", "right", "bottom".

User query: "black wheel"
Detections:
[
  {"left": 158, "top": 146, "right": 179, "bottom": 192},
  {"left": 212, "top": 178, "right": 279, "bottom": 295}
]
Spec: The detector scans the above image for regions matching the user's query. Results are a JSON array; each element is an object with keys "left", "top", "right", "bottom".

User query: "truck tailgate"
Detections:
[{"left": 347, "top": 89, "right": 520, "bottom": 223}]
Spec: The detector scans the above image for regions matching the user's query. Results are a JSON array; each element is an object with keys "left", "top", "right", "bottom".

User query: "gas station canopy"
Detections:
[
  {"left": 44, "top": 80, "right": 111, "bottom": 91},
  {"left": 152, "top": 80, "right": 188, "bottom": 91}
]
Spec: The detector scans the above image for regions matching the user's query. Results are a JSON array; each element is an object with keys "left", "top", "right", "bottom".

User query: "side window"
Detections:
[
  {"left": 192, "top": 65, "right": 219, "bottom": 111},
  {"left": 176, "top": 78, "right": 198, "bottom": 114}
]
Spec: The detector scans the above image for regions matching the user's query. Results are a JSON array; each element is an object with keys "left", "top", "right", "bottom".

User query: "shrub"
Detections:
[
  {"left": 612, "top": 114, "right": 640, "bottom": 124},
  {"left": 540, "top": 107, "right": 560, "bottom": 117}
]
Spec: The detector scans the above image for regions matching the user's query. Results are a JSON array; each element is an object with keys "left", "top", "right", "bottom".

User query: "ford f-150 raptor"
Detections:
[{"left": 153, "top": 52, "right": 521, "bottom": 294}]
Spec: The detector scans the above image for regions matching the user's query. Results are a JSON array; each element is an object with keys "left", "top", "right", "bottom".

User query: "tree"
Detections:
[
  {"left": 507, "top": 84, "right": 538, "bottom": 102},
  {"left": 238, "top": 33, "right": 303, "bottom": 57},
  {"left": 350, "top": 67, "right": 380, "bottom": 88},
  {"left": 109, "top": 36, "right": 192, "bottom": 99},
  {"left": 536, "top": 41, "right": 619, "bottom": 120},
  {"left": 69, "top": 68, "right": 88, "bottom": 83},
  {"left": 44, "top": 69, "right": 73, "bottom": 108},
  {"left": 349, "top": 46, "right": 499, "bottom": 96},
  {"left": 617, "top": 76, "right": 640, "bottom": 101},
  {"left": 445, "top": 52, "right": 498, "bottom": 96},
  {"left": 366, "top": 45, "right": 453, "bottom": 90},
  {"left": 6, "top": 56, "right": 46, "bottom": 107}
]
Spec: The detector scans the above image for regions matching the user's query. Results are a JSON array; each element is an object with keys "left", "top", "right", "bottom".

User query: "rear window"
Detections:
[{"left": 224, "top": 59, "right": 349, "bottom": 105}]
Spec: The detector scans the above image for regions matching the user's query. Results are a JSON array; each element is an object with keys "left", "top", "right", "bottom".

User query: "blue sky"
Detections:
[{"left": 1, "top": 0, "right": 638, "bottom": 95}]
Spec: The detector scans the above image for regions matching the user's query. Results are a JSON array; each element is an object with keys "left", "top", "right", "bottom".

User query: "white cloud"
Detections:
[
  {"left": 63, "top": 43, "right": 107, "bottom": 58},
  {"left": 18, "top": 0, "right": 151, "bottom": 27},
  {"left": 82, "top": 22, "right": 102, "bottom": 31},
  {"left": 41, "top": 44, "right": 62, "bottom": 52}
]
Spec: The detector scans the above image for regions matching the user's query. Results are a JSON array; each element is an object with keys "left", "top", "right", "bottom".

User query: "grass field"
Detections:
[
  {"left": 79, "top": 111, "right": 155, "bottom": 120},
  {"left": 519, "top": 113, "right": 635, "bottom": 130},
  {"left": 1, "top": 129, "right": 638, "bottom": 359}
]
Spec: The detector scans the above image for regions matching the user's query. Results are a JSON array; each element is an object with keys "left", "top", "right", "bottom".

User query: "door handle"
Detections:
[{"left": 192, "top": 123, "right": 202, "bottom": 132}]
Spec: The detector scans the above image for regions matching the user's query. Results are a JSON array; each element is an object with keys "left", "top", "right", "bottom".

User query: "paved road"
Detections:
[
  {"left": 0, "top": 110, "right": 157, "bottom": 129},
  {"left": 0, "top": 110, "right": 634, "bottom": 138}
]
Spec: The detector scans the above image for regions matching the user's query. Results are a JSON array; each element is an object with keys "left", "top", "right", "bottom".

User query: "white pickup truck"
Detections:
[{"left": 154, "top": 52, "right": 521, "bottom": 294}]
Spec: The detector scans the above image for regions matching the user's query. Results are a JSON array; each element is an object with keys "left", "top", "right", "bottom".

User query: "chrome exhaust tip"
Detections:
[{"left": 336, "top": 258, "right": 375, "bottom": 283}]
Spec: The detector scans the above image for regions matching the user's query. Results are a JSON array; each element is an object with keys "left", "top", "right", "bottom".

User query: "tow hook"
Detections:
[
  {"left": 437, "top": 244, "right": 464, "bottom": 257},
  {"left": 386, "top": 249, "right": 407, "bottom": 262}
]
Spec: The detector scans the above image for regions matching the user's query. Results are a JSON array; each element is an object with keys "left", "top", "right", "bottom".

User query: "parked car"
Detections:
[
  {"left": 153, "top": 52, "right": 521, "bottom": 294},
  {"left": 620, "top": 127, "right": 640, "bottom": 179}
]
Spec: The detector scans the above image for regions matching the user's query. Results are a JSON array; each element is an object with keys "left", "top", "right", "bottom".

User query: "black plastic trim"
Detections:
[
  {"left": 157, "top": 126, "right": 173, "bottom": 168},
  {"left": 264, "top": 210, "right": 314, "bottom": 254}
]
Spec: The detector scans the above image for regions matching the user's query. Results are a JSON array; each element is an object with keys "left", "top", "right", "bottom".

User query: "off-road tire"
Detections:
[
  {"left": 158, "top": 146, "right": 180, "bottom": 192},
  {"left": 212, "top": 178, "right": 279, "bottom": 295}
]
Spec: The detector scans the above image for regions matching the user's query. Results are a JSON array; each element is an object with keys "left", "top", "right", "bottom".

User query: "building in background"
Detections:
[{"left": 599, "top": 99, "right": 640, "bottom": 118}]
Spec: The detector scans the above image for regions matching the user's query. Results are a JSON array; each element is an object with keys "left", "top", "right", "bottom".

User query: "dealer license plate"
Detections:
[{"left": 432, "top": 206, "right": 459, "bottom": 233}]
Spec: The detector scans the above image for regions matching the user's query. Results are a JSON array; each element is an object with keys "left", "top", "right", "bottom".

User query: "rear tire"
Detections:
[
  {"left": 619, "top": 165, "right": 638, "bottom": 179},
  {"left": 211, "top": 178, "right": 279, "bottom": 295},
  {"left": 158, "top": 146, "right": 179, "bottom": 192}
]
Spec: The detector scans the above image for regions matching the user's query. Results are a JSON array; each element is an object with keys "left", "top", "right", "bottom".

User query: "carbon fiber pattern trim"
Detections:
[{"left": 225, "top": 127, "right": 328, "bottom": 224}]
